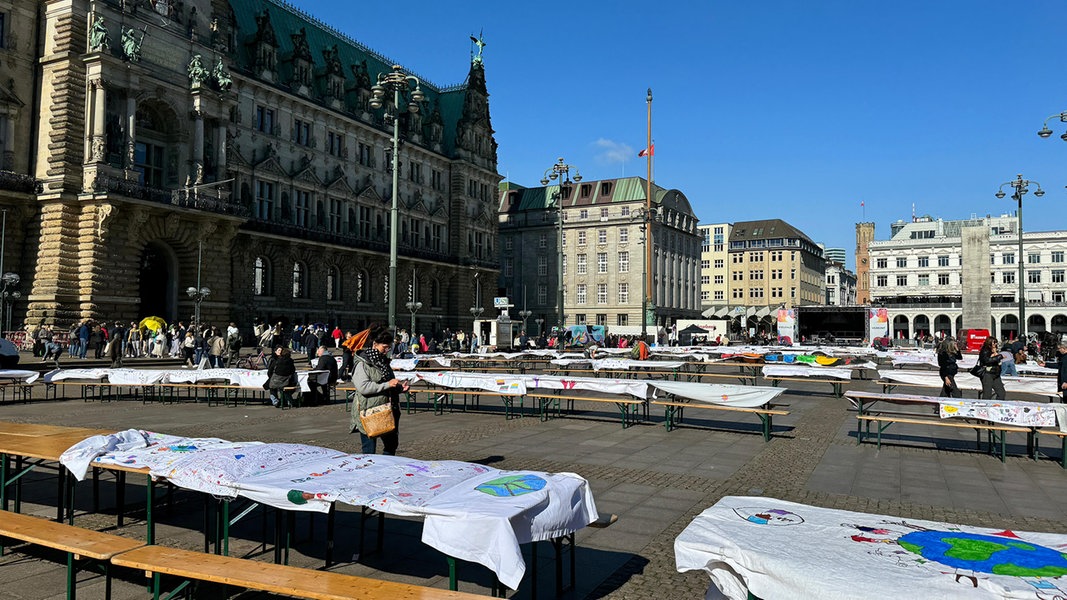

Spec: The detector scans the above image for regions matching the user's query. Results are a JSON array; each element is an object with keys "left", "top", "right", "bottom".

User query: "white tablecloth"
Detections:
[
  {"left": 677, "top": 496, "right": 1067, "bottom": 600},
  {"left": 60, "top": 430, "right": 597, "bottom": 589},
  {"left": 44, "top": 367, "right": 329, "bottom": 392}
]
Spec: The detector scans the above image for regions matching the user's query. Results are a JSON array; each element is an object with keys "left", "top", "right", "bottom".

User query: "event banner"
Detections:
[
  {"left": 776, "top": 309, "right": 796, "bottom": 346},
  {"left": 868, "top": 307, "right": 889, "bottom": 344}
]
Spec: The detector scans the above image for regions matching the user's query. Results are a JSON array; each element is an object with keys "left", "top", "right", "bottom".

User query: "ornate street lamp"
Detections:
[
  {"left": 369, "top": 65, "right": 425, "bottom": 335},
  {"left": 405, "top": 300, "right": 423, "bottom": 338},
  {"left": 186, "top": 285, "right": 211, "bottom": 334},
  {"left": 534, "top": 317, "right": 544, "bottom": 337},
  {"left": 518, "top": 309, "right": 532, "bottom": 335},
  {"left": 0, "top": 272, "right": 19, "bottom": 334},
  {"left": 994, "top": 174, "right": 1043, "bottom": 339},
  {"left": 1037, "top": 111, "right": 1067, "bottom": 141},
  {"left": 540, "top": 158, "right": 581, "bottom": 335},
  {"left": 630, "top": 207, "right": 659, "bottom": 341}
]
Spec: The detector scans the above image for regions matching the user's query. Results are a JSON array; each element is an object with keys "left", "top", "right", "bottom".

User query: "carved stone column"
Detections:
[
  {"left": 125, "top": 94, "right": 137, "bottom": 171},
  {"left": 90, "top": 78, "right": 107, "bottom": 163},
  {"left": 193, "top": 110, "right": 204, "bottom": 184}
]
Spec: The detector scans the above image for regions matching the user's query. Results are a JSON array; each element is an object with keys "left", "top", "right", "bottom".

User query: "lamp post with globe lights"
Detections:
[
  {"left": 369, "top": 65, "right": 425, "bottom": 334},
  {"left": 541, "top": 158, "right": 581, "bottom": 335},
  {"left": 994, "top": 174, "right": 1044, "bottom": 339},
  {"left": 0, "top": 272, "right": 19, "bottom": 334},
  {"left": 186, "top": 285, "right": 211, "bottom": 335}
]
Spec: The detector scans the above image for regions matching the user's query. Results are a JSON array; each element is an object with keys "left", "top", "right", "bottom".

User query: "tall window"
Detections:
[
  {"left": 538, "top": 233, "right": 547, "bottom": 248},
  {"left": 326, "top": 266, "right": 341, "bottom": 301},
  {"left": 597, "top": 252, "right": 607, "bottom": 273},
  {"left": 618, "top": 282, "right": 629, "bottom": 303},
  {"left": 576, "top": 254, "right": 587, "bottom": 275},
  {"left": 596, "top": 283, "right": 607, "bottom": 304},
  {"left": 537, "top": 256, "right": 547, "bottom": 276},
  {"left": 329, "top": 199, "right": 342, "bottom": 233},
  {"left": 294, "top": 190, "right": 310, "bottom": 226},
  {"left": 294, "top": 119, "right": 310, "bottom": 146},
  {"left": 253, "top": 256, "right": 271, "bottom": 296},
  {"left": 255, "top": 105, "right": 274, "bottom": 134},
  {"left": 255, "top": 180, "right": 274, "bottom": 220},
  {"left": 292, "top": 262, "right": 307, "bottom": 298},
  {"left": 597, "top": 229, "right": 607, "bottom": 244},
  {"left": 134, "top": 142, "right": 165, "bottom": 187},
  {"left": 577, "top": 231, "right": 586, "bottom": 246},
  {"left": 619, "top": 251, "right": 629, "bottom": 273},
  {"left": 356, "top": 270, "right": 368, "bottom": 302},
  {"left": 619, "top": 227, "right": 629, "bottom": 243},
  {"left": 537, "top": 285, "right": 547, "bottom": 305},
  {"left": 576, "top": 284, "right": 587, "bottom": 305}
]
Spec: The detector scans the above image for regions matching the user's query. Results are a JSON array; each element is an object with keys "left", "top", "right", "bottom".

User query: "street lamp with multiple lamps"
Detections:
[
  {"left": 518, "top": 309, "right": 532, "bottom": 335},
  {"left": 0, "top": 272, "right": 19, "bottom": 334},
  {"left": 405, "top": 300, "right": 422, "bottom": 338},
  {"left": 534, "top": 317, "right": 544, "bottom": 337},
  {"left": 994, "top": 174, "right": 1043, "bottom": 339},
  {"left": 630, "top": 207, "right": 658, "bottom": 341},
  {"left": 1037, "top": 111, "right": 1067, "bottom": 141},
  {"left": 186, "top": 286, "right": 211, "bottom": 334},
  {"left": 369, "top": 65, "right": 425, "bottom": 334},
  {"left": 470, "top": 271, "right": 484, "bottom": 331},
  {"left": 541, "top": 158, "right": 581, "bottom": 336}
]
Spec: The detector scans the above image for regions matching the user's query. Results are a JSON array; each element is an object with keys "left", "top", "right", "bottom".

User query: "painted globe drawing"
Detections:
[
  {"left": 475, "top": 474, "right": 547, "bottom": 497},
  {"left": 899, "top": 530, "right": 1067, "bottom": 577}
]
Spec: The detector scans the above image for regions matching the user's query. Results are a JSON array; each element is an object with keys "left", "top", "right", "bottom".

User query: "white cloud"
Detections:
[{"left": 591, "top": 138, "right": 634, "bottom": 165}]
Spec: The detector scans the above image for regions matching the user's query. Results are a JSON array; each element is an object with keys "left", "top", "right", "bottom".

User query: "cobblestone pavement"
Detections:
[{"left": 1, "top": 367, "right": 1066, "bottom": 599}]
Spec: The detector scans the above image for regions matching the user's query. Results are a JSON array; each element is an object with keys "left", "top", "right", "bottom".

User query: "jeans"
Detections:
[
  {"left": 78, "top": 339, "right": 88, "bottom": 359},
  {"left": 358, "top": 407, "right": 399, "bottom": 455}
]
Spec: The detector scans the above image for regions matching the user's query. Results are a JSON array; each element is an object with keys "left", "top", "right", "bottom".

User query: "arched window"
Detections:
[
  {"left": 356, "top": 270, "right": 368, "bottom": 303},
  {"left": 430, "top": 279, "right": 441, "bottom": 307},
  {"left": 327, "top": 266, "right": 342, "bottom": 301},
  {"left": 253, "top": 256, "right": 271, "bottom": 296},
  {"left": 292, "top": 262, "right": 307, "bottom": 298}
]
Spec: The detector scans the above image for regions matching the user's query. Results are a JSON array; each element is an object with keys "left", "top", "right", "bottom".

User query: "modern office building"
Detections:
[
  {"left": 864, "top": 215, "right": 1067, "bottom": 339},
  {"left": 498, "top": 176, "right": 702, "bottom": 337},
  {"left": 8, "top": 0, "right": 501, "bottom": 333}
]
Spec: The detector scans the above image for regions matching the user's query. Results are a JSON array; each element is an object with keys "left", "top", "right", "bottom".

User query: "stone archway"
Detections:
[
  {"left": 1052, "top": 314, "right": 1067, "bottom": 335},
  {"left": 892, "top": 315, "right": 909, "bottom": 339},
  {"left": 1000, "top": 314, "right": 1019, "bottom": 341},
  {"left": 138, "top": 241, "right": 178, "bottom": 322}
]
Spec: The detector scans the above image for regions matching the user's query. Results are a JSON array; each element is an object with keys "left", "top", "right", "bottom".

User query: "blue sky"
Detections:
[{"left": 290, "top": 0, "right": 1067, "bottom": 269}]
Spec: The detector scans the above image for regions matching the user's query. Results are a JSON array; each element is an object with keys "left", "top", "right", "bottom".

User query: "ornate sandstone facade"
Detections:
[{"left": 17, "top": 0, "right": 500, "bottom": 332}]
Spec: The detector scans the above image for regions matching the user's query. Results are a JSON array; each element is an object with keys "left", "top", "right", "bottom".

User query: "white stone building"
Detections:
[{"left": 865, "top": 215, "right": 1067, "bottom": 339}]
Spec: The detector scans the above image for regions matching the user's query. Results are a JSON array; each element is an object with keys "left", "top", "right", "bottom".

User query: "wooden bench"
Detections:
[
  {"left": 110, "top": 544, "right": 492, "bottom": 599},
  {"left": 764, "top": 375, "right": 848, "bottom": 397},
  {"left": 1035, "top": 429, "right": 1067, "bottom": 468},
  {"left": 856, "top": 414, "right": 1030, "bottom": 462},
  {"left": 650, "top": 400, "right": 789, "bottom": 441},
  {"left": 530, "top": 393, "right": 646, "bottom": 428},
  {"left": 0, "top": 510, "right": 145, "bottom": 600}
]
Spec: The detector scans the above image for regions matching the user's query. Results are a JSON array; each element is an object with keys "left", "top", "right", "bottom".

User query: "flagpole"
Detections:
[{"left": 644, "top": 87, "right": 653, "bottom": 340}]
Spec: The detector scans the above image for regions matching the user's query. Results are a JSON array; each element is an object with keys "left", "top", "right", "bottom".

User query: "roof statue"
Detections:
[
  {"left": 213, "top": 57, "right": 233, "bottom": 91},
  {"left": 88, "top": 16, "right": 111, "bottom": 52},
  {"left": 122, "top": 26, "right": 145, "bottom": 62},
  {"left": 188, "top": 54, "right": 208, "bottom": 86},
  {"left": 470, "top": 31, "right": 486, "bottom": 65}
]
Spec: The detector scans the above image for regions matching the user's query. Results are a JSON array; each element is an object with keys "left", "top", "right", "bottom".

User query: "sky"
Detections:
[{"left": 289, "top": 0, "right": 1067, "bottom": 270}]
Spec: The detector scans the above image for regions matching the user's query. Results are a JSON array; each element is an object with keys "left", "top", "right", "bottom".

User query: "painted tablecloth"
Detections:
[
  {"left": 677, "top": 496, "right": 1067, "bottom": 600},
  {"left": 877, "top": 370, "right": 1059, "bottom": 399},
  {"left": 60, "top": 430, "right": 596, "bottom": 589}
]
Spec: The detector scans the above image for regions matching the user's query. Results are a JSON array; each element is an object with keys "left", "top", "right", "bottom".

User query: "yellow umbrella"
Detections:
[{"left": 138, "top": 316, "right": 167, "bottom": 333}]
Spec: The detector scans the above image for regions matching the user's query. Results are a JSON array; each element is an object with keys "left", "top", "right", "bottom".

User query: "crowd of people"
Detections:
[{"left": 937, "top": 334, "right": 1067, "bottom": 402}]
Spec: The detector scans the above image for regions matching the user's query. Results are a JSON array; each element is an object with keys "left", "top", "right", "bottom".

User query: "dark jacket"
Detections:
[
  {"left": 937, "top": 349, "right": 962, "bottom": 378},
  {"left": 315, "top": 351, "right": 339, "bottom": 385},
  {"left": 267, "top": 354, "right": 296, "bottom": 379},
  {"left": 1058, "top": 352, "right": 1067, "bottom": 390},
  {"left": 978, "top": 347, "right": 1002, "bottom": 377}
]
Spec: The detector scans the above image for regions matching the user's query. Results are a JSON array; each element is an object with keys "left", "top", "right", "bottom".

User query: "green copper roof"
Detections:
[
  {"left": 227, "top": 0, "right": 470, "bottom": 154},
  {"left": 499, "top": 176, "right": 669, "bottom": 213}
]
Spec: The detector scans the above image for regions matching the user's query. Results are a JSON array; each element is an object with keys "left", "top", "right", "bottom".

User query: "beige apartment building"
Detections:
[
  {"left": 702, "top": 218, "right": 825, "bottom": 333},
  {"left": 699, "top": 223, "right": 731, "bottom": 309},
  {"left": 498, "top": 176, "right": 702, "bottom": 337}
]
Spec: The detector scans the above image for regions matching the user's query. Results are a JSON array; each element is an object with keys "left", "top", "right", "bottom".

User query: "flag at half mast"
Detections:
[{"left": 638, "top": 143, "right": 655, "bottom": 157}]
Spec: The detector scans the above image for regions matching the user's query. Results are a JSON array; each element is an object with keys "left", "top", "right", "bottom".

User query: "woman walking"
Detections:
[
  {"left": 977, "top": 337, "right": 1006, "bottom": 400},
  {"left": 936, "top": 338, "right": 962, "bottom": 398},
  {"left": 350, "top": 325, "right": 408, "bottom": 455}
]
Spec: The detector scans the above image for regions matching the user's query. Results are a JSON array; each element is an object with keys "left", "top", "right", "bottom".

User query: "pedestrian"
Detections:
[
  {"left": 181, "top": 331, "right": 196, "bottom": 367},
  {"left": 1000, "top": 343, "right": 1018, "bottom": 377},
  {"left": 306, "top": 345, "right": 338, "bottom": 406},
  {"left": 266, "top": 346, "right": 297, "bottom": 408},
  {"left": 225, "top": 328, "right": 242, "bottom": 368},
  {"left": 977, "top": 337, "right": 1006, "bottom": 400},
  {"left": 108, "top": 321, "right": 126, "bottom": 367},
  {"left": 331, "top": 325, "right": 342, "bottom": 348},
  {"left": 89, "top": 324, "right": 105, "bottom": 359},
  {"left": 1057, "top": 342, "right": 1067, "bottom": 404},
  {"left": 207, "top": 328, "right": 225, "bottom": 368},
  {"left": 349, "top": 325, "right": 408, "bottom": 455},
  {"left": 936, "top": 338, "right": 962, "bottom": 398}
]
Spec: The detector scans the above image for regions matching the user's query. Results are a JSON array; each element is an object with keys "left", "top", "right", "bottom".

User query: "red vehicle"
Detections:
[{"left": 957, "top": 329, "right": 990, "bottom": 353}]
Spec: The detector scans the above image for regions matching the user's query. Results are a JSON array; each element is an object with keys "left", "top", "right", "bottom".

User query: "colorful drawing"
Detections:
[
  {"left": 475, "top": 474, "right": 547, "bottom": 497},
  {"left": 733, "top": 507, "right": 804, "bottom": 526},
  {"left": 898, "top": 531, "right": 1067, "bottom": 577}
]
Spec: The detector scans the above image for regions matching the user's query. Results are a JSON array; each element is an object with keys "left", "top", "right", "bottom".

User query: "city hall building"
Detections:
[{"left": 2, "top": 0, "right": 500, "bottom": 332}]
